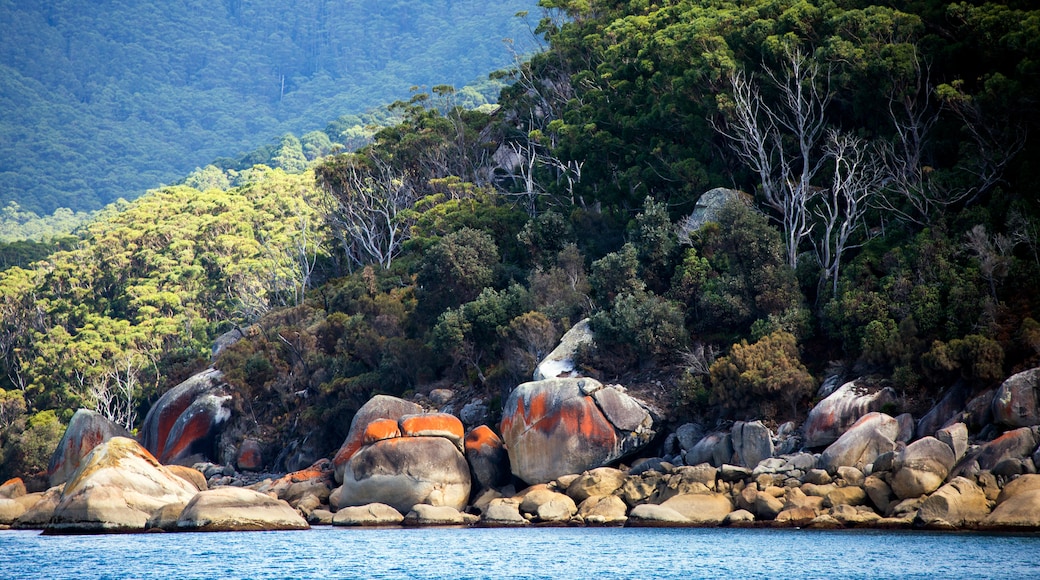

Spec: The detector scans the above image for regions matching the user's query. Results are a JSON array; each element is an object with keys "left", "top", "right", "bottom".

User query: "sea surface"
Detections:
[{"left": 2, "top": 526, "right": 1039, "bottom": 579}]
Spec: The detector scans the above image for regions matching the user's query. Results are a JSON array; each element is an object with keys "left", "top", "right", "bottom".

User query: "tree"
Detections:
[{"left": 709, "top": 330, "right": 814, "bottom": 420}]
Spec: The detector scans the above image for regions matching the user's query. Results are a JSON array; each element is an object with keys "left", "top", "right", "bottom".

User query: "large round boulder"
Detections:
[
  {"left": 47, "top": 409, "right": 132, "bottom": 488},
  {"left": 992, "top": 368, "right": 1040, "bottom": 428},
  {"left": 464, "top": 425, "right": 510, "bottom": 491},
  {"left": 500, "top": 378, "right": 655, "bottom": 485},
  {"left": 820, "top": 412, "right": 900, "bottom": 472},
  {"left": 953, "top": 427, "right": 1040, "bottom": 478},
  {"left": 331, "top": 395, "right": 422, "bottom": 484},
  {"left": 332, "top": 436, "right": 471, "bottom": 514},
  {"left": 140, "top": 368, "right": 231, "bottom": 465},
  {"left": 890, "top": 437, "right": 956, "bottom": 499},
  {"left": 176, "top": 487, "right": 308, "bottom": 532},
  {"left": 46, "top": 437, "right": 199, "bottom": 534},
  {"left": 915, "top": 477, "right": 990, "bottom": 528},
  {"left": 731, "top": 421, "right": 774, "bottom": 469},
  {"left": 981, "top": 488, "right": 1040, "bottom": 530},
  {"left": 804, "top": 380, "right": 898, "bottom": 448}
]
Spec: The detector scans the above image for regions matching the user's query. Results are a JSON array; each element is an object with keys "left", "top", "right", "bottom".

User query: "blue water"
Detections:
[{"left": 2, "top": 526, "right": 1038, "bottom": 579}]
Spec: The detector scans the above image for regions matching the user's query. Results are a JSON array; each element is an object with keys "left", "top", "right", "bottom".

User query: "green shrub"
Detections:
[{"left": 709, "top": 331, "right": 815, "bottom": 420}]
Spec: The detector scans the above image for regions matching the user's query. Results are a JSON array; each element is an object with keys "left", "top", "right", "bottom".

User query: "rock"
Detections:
[
  {"left": 429, "top": 389, "right": 455, "bottom": 406},
  {"left": 331, "top": 395, "right": 423, "bottom": 484},
  {"left": 533, "top": 318, "right": 593, "bottom": 381},
  {"left": 981, "top": 488, "right": 1040, "bottom": 530},
  {"left": 211, "top": 325, "right": 252, "bottom": 359},
  {"left": 459, "top": 399, "right": 489, "bottom": 427},
  {"left": 916, "top": 477, "right": 989, "bottom": 528},
  {"left": 256, "top": 459, "right": 334, "bottom": 508},
  {"left": 806, "top": 514, "right": 843, "bottom": 529},
  {"left": 993, "top": 457, "right": 1035, "bottom": 477},
  {"left": 362, "top": 418, "right": 402, "bottom": 445},
  {"left": 754, "top": 492, "right": 785, "bottom": 520},
  {"left": 500, "top": 378, "right": 655, "bottom": 485},
  {"left": 332, "top": 503, "right": 404, "bottom": 526},
  {"left": 145, "top": 502, "right": 187, "bottom": 531},
  {"left": 936, "top": 423, "right": 969, "bottom": 462},
  {"left": 916, "top": 381, "right": 971, "bottom": 439},
  {"left": 12, "top": 485, "right": 63, "bottom": 529},
  {"left": 681, "top": 188, "right": 751, "bottom": 232},
  {"left": 996, "top": 474, "right": 1040, "bottom": 504},
  {"left": 802, "top": 469, "right": 832, "bottom": 485},
  {"left": 829, "top": 504, "right": 881, "bottom": 526},
  {"left": 836, "top": 466, "right": 865, "bottom": 487},
  {"left": 166, "top": 465, "right": 208, "bottom": 491},
  {"left": 731, "top": 421, "right": 774, "bottom": 469},
  {"left": 775, "top": 506, "right": 817, "bottom": 526},
  {"left": 955, "top": 427, "right": 1040, "bottom": 478},
  {"left": 46, "top": 437, "right": 199, "bottom": 534},
  {"left": 820, "top": 412, "right": 900, "bottom": 472},
  {"left": 47, "top": 409, "right": 133, "bottom": 487},
  {"left": 723, "top": 509, "right": 756, "bottom": 526},
  {"left": 895, "top": 413, "right": 915, "bottom": 443},
  {"left": 627, "top": 504, "right": 692, "bottom": 526},
  {"left": 863, "top": 475, "right": 893, "bottom": 511},
  {"left": 464, "top": 425, "right": 510, "bottom": 491},
  {"left": 0, "top": 477, "right": 26, "bottom": 499},
  {"left": 719, "top": 464, "right": 751, "bottom": 482},
  {"left": 890, "top": 436, "right": 956, "bottom": 499},
  {"left": 566, "top": 467, "right": 626, "bottom": 503},
  {"left": 658, "top": 493, "right": 733, "bottom": 525},
  {"left": 684, "top": 431, "right": 732, "bottom": 467},
  {"left": 0, "top": 495, "right": 37, "bottom": 524},
  {"left": 964, "top": 388, "right": 996, "bottom": 430},
  {"left": 140, "top": 368, "right": 231, "bottom": 466},
  {"left": 520, "top": 488, "right": 577, "bottom": 522},
  {"left": 176, "top": 487, "right": 307, "bottom": 531},
  {"left": 399, "top": 413, "right": 465, "bottom": 451},
  {"left": 404, "top": 504, "right": 466, "bottom": 526},
  {"left": 992, "top": 368, "right": 1040, "bottom": 427},
  {"left": 235, "top": 439, "right": 263, "bottom": 471},
  {"left": 482, "top": 498, "right": 529, "bottom": 526},
  {"left": 332, "top": 436, "right": 471, "bottom": 514},
  {"left": 675, "top": 423, "right": 706, "bottom": 454},
  {"left": 784, "top": 487, "right": 825, "bottom": 511},
  {"left": 577, "top": 495, "right": 628, "bottom": 525},
  {"left": 824, "top": 487, "right": 867, "bottom": 508},
  {"left": 308, "top": 509, "right": 334, "bottom": 525},
  {"left": 803, "top": 380, "right": 898, "bottom": 447}
]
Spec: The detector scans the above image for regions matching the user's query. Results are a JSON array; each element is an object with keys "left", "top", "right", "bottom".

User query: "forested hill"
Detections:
[{"left": 0, "top": 0, "right": 540, "bottom": 215}]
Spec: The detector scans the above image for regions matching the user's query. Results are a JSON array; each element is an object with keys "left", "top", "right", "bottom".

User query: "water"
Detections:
[{"left": 2, "top": 526, "right": 1039, "bottom": 579}]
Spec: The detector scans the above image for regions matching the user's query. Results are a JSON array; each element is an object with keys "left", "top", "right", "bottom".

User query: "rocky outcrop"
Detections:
[
  {"left": 890, "top": 437, "right": 956, "bottom": 499},
  {"left": 464, "top": 425, "right": 510, "bottom": 491},
  {"left": 235, "top": 439, "right": 263, "bottom": 471},
  {"left": 46, "top": 437, "right": 199, "bottom": 534},
  {"left": 10, "top": 485, "right": 63, "bottom": 529},
  {"left": 533, "top": 318, "right": 593, "bottom": 381},
  {"left": 731, "top": 421, "right": 773, "bottom": 469},
  {"left": 915, "top": 477, "right": 989, "bottom": 528},
  {"left": 820, "top": 412, "right": 900, "bottom": 472},
  {"left": 680, "top": 188, "right": 751, "bottom": 233},
  {"left": 953, "top": 427, "right": 1040, "bottom": 478},
  {"left": 176, "top": 487, "right": 308, "bottom": 532},
  {"left": 500, "top": 378, "right": 655, "bottom": 484},
  {"left": 683, "top": 431, "right": 732, "bottom": 467},
  {"left": 992, "top": 368, "right": 1040, "bottom": 428},
  {"left": 331, "top": 395, "right": 422, "bottom": 484},
  {"left": 332, "top": 503, "right": 405, "bottom": 526},
  {"left": 47, "top": 409, "right": 132, "bottom": 487},
  {"left": 804, "top": 380, "right": 898, "bottom": 447},
  {"left": 916, "top": 381, "right": 971, "bottom": 439},
  {"left": 140, "top": 368, "right": 231, "bottom": 465}
]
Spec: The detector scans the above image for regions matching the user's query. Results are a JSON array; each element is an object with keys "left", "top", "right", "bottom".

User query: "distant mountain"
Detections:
[{"left": 0, "top": 0, "right": 541, "bottom": 214}]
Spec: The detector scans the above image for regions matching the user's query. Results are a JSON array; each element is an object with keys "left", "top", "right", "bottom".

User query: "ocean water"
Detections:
[{"left": 2, "top": 526, "right": 1038, "bottom": 579}]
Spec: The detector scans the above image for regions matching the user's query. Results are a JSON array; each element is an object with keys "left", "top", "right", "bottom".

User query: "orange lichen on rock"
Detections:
[
  {"left": 161, "top": 412, "right": 212, "bottom": 464},
  {"left": 465, "top": 425, "right": 502, "bottom": 453},
  {"left": 399, "top": 413, "right": 464, "bottom": 441},
  {"left": 363, "top": 418, "right": 402, "bottom": 445}
]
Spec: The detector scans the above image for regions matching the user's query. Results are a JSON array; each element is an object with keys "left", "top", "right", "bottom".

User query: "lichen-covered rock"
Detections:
[
  {"left": 890, "top": 437, "right": 956, "bottom": 499},
  {"left": 0, "top": 477, "right": 26, "bottom": 499},
  {"left": 992, "top": 368, "right": 1040, "bottom": 428},
  {"left": 363, "top": 418, "right": 402, "bottom": 445},
  {"left": 915, "top": 477, "right": 989, "bottom": 528},
  {"left": 820, "top": 412, "right": 900, "bottom": 472},
  {"left": 176, "top": 487, "right": 307, "bottom": 531},
  {"left": 954, "top": 427, "right": 1040, "bottom": 478},
  {"left": 235, "top": 439, "right": 263, "bottom": 471},
  {"left": 332, "top": 503, "right": 404, "bottom": 526},
  {"left": 464, "top": 425, "right": 510, "bottom": 491},
  {"left": 256, "top": 459, "right": 334, "bottom": 509},
  {"left": 332, "top": 395, "right": 422, "bottom": 484},
  {"left": 140, "top": 368, "right": 231, "bottom": 466},
  {"left": 804, "top": 381, "right": 898, "bottom": 447},
  {"left": 332, "top": 436, "right": 471, "bottom": 514},
  {"left": 533, "top": 318, "right": 593, "bottom": 381},
  {"left": 46, "top": 437, "right": 199, "bottom": 534},
  {"left": 731, "top": 421, "right": 774, "bottom": 469},
  {"left": 399, "top": 413, "right": 464, "bottom": 451},
  {"left": 47, "top": 409, "right": 132, "bottom": 487},
  {"left": 500, "top": 378, "right": 655, "bottom": 485}
]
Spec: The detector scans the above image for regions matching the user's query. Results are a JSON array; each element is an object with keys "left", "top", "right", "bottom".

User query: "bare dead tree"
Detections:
[
  {"left": 964, "top": 224, "right": 1013, "bottom": 300},
  {"left": 715, "top": 48, "right": 831, "bottom": 269},
  {"left": 815, "top": 131, "right": 887, "bottom": 298},
  {"left": 90, "top": 350, "right": 157, "bottom": 431}
]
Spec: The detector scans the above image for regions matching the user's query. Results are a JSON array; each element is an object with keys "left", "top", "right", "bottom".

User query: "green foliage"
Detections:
[
  {"left": 589, "top": 243, "right": 644, "bottom": 305},
  {"left": 12, "top": 410, "right": 64, "bottom": 480},
  {"left": 589, "top": 290, "right": 689, "bottom": 371},
  {"left": 922, "top": 335, "right": 1006, "bottom": 385},
  {"left": 417, "top": 227, "right": 501, "bottom": 316},
  {"left": 709, "top": 330, "right": 815, "bottom": 420}
]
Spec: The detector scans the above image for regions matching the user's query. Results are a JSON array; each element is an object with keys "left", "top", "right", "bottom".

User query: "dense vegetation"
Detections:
[
  {"left": 0, "top": 0, "right": 540, "bottom": 215},
  {"left": 2, "top": 0, "right": 1039, "bottom": 484}
]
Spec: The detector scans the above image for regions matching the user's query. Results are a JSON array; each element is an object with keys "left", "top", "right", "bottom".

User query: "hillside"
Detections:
[{"left": 0, "top": 0, "right": 541, "bottom": 215}]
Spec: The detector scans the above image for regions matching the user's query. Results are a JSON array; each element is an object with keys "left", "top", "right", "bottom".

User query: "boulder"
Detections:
[
  {"left": 331, "top": 395, "right": 422, "bottom": 484},
  {"left": 399, "top": 413, "right": 465, "bottom": 451},
  {"left": 332, "top": 503, "right": 404, "bottom": 527},
  {"left": 824, "top": 486, "right": 867, "bottom": 508},
  {"left": 47, "top": 409, "right": 132, "bottom": 487},
  {"left": 500, "top": 378, "right": 655, "bottom": 485},
  {"left": 684, "top": 432, "right": 733, "bottom": 468},
  {"left": 0, "top": 477, "right": 26, "bottom": 499},
  {"left": 12, "top": 485, "right": 63, "bottom": 529},
  {"left": 675, "top": 423, "right": 706, "bottom": 454},
  {"left": 140, "top": 369, "right": 232, "bottom": 465},
  {"left": 519, "top": 488, "right": 577, "bottom": 522},
  {"left": 803, "top": 380, "right": 898, "bottom": 447},
  {"left": 362, "top": 418, "right": 402, "bottom": 445},
  {"left": 176, "top": 487, "right": 308, "bottom": 532},
  {"left": 915, "top": 477, "right": 989, "bottom": 528},
  {"left": 895, "top": 413, "right": 915, "bottom": 443},
  {"left": 482, "top": 498, "right": 529, "bottom": 526},
  {"left": 955, "top": 427, "right": 1040, "bottom": 477},
  {"left": 577, "top": 495, "right": 628, "bottom": 525},
  {"left": 145, "top": 502, "right": 187, "bottom": 531},
  {"left": 459, "top": 399, "right": 490, "bottom": 427},
  {"left": 996, "top": 474, "right": 1040, "bottom": 505},
  {"left": 992, "top": 368, "right": 1040, "bottom": 427},
  {"left": 681, "top": 188, "right": 751, "bottom": 233},
  {"left": 963, "top": 388, "right": 996, "bottom": 430},
  {"left": 235, "top": 439, "right": 263, "bottom": 471},
  {"left": 0, "top": 494, "right": 40, "bottom": 524},
  {"left": 915, "top": 381, "right": 971, "bottom": 440},
  {"left": 981, "top": 489, "right": 1040, "bottom": 530},
  {"left": 256, "top": 459, "right": 334, "bottom": 509},
  {"left": 566, "top": 467, "right": 626, "bottom": 503},
  {"left": 936, "top": 423, "right": 969, "bottom": 463},
  {"left": 890, "top": 437, "right": 956, "bottom": 499},
  {"left": 46, "top": 437, "right": 199, "bottom": 534},
  {"left": 829, "top": 504, "right": 881, "bottom": 526},
  {"left": 332, "top": 436, "right": 471, "bottom": 514},
  {"left": 775, "top": 506, "right": 817, "bottom": 526},
  {"left": 533, "top": 318, "right": 593, "bottom": 381},
  {"left": 863, "top": 475, "right": 893, "bottom": 512},
  {"left": 166, "top": 465, "right": 208, "bottom": 492},
  {"left": 657, "top": 493, "right": 733, "bottom": 525},
  {"left": 464, "top": 425, "right": 510, "bottom": 490},
  {"left": 731, "top": 421, "right": 774, "bottom": 469},
  {"left": 820, "top": 412, "right": 900, "bottom": 472},
  {"left": 628, "top": 503, "right": 692, "bottom": 526},
  {"left": 404, "top": 504, "right": 466, "bottom": 526}
]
